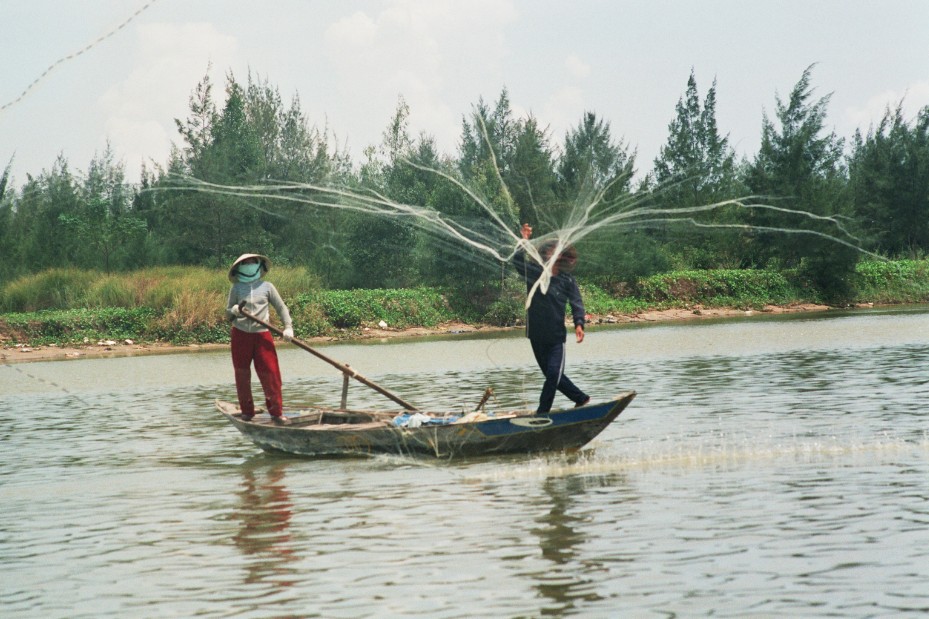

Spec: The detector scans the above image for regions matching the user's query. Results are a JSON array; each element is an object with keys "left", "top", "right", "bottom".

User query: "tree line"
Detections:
[{"left": 1, "top": 65, "right": 927, "bottom": 302}]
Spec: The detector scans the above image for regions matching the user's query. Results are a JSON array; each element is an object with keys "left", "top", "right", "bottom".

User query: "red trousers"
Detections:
[{"left": 231, "top": 328, "right": 283, "bottom": 417}]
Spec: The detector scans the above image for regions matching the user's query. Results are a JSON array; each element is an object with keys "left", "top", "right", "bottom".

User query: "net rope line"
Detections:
[
  {"left": 1, "top": 352, "right": 95, "bottom": 408},
  {"left": 158, "top": 173, "right": 884, "bottom": 303},
  {"left": 1, "top": 0, "right": 159, "bottom": 113}
]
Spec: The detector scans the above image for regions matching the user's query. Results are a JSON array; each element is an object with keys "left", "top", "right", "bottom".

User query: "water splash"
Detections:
[{"left": 466, "top": 432, "right": 929, "bottom": 482}]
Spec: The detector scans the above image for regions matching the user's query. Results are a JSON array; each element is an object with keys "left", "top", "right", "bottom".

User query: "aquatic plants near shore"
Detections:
[{"left": 2, "top": 260, "right": 929, "bottom": 346}]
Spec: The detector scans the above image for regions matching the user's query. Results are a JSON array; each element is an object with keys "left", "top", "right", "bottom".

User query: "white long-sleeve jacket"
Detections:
[{"left": 225, "top": 280, "right": 293, "bottom": 333}]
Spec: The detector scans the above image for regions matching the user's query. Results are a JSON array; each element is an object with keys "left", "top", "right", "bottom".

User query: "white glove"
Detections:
[
  {"left": 283, "top": 327, "right": 294, "bottom": 341},
  {"left": 230, "top": 305, "right": 242, "bottom": 317}
]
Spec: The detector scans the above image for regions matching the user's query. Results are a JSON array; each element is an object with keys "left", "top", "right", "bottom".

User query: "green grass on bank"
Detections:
[{"left": 2, "top": 260, "right": 929, "bottom": 346}]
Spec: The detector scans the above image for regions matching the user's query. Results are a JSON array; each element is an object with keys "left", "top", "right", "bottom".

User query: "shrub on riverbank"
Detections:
[
  {"left": 852, "top": 260, "right": 929, "bottom": 303},
  {"left": 291, "top": 288, "right": 456, "bottom": 334},
  {"left": 0, "top": 284, "right": 457, "bottom": 345},
  {"left": 0, "top": 307, "right": 159, "bottom": 345},
  {"left": 2, "top": 260, "right": 928, "bottom": 346},
  {"left": 0, "top": 266, "right": 321, "bottom": 313},
  {"left": 634, "top": 269, "right": 802, "bottom": 308}
]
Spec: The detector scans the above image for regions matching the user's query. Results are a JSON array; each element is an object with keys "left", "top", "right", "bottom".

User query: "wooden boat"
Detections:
[
  {"left": 215, "top": 391, "right": 636, "bottom": 459},
  {"left": 220, "top": 307, "right": 636, "bottom": 459}
]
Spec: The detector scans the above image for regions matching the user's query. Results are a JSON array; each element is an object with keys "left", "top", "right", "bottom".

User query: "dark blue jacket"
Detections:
[{"left": 514, "top": 249, "right": 586, "bottom": 344}]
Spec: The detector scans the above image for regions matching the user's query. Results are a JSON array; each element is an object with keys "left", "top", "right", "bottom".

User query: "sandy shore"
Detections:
[{"left": 0, "top": 303, "right": 836, "bottom": 365}]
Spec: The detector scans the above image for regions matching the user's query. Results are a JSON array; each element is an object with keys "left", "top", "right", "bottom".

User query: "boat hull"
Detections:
[{"left": 216, "top": 391, "right": 636, "bottom": 459}]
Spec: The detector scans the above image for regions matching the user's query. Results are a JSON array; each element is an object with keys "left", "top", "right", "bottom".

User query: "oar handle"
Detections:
[{"left": 237, "top": 305, "right": 419, "bottom": 411}]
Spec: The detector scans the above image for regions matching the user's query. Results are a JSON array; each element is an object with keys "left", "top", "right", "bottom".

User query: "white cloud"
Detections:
[
  {"left": 843, "top": 80, "right": 929, "bottom": 132},
  {"left": 325, "top": 10, "right": 378, "bottom": 47},
  {"left": 564, "top": 54, "right": 591, "bottom": 80},
  {"left": 97, "top": 22, "right": 238, "bottom": 178},
  {"left": 321, "top": 0, "right": 518, "bottom": 153},
  {"left": 542, "top": 86, "right": 585, "bottom": 144},
  {"left": 102, "top": 117, "right": 168, "bottom": 172}
]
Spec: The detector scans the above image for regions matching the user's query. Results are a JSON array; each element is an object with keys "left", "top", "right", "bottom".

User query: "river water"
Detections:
[{"left": 2, "top": 307, "right": 927, "bottom": 618}]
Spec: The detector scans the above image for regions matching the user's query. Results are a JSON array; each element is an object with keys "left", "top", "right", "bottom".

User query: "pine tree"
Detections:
[
  {"left": 651, "top": 70, "right": 742, "bottom": 267},
  {"left": 849, "top": 103, "right": 929, "bottom": 256},
  {"left": 745, "top": 65, "right": 856, "bottom": 301}
]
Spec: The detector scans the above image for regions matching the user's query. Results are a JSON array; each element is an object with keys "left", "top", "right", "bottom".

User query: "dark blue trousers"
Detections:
[{"left": 530, "top": 338, "right": 588, "bottom": 413}]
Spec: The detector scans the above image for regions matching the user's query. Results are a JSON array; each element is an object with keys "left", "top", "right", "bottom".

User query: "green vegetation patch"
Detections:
[
  {"left": 0, "top": 269, "right": 93, "bottom": 312},
  {"left": 635, "top": 269, "right": 801, "bottom": 308},
  {"left": 311, "top": 288, "right": 455, "bottom": 330},
  {"left": 580, "top": 283, "right": 650, "bottom": 315},
  {"left": 4, "top": 261, "right": 929, "bottom": 348},
  {"left": 853, "top": 260, "right": 929, "bottom": 303},
  {"left": 1, "top": 307, "right": 158, "bottom": 346}
]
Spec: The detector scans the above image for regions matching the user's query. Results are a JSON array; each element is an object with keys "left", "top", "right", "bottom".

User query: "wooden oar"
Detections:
[
  {"left": 474, "top": 387, "right": 494, "bottom": 411},
  {"left": 237, "top": 305, "right": 419, "bottom": 411}
]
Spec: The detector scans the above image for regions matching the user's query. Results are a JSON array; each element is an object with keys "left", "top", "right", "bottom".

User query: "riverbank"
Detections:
[
  {"left": 1, "top": 302, "right": 839, "bottom": 364},
  {"left": 4, "top": 260, "right": 928, "bottom": 364}
]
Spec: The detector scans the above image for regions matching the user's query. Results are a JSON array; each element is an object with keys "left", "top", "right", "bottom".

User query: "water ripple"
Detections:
[{"left": 2, "top": 310, "right": 929, "bottom": 617}]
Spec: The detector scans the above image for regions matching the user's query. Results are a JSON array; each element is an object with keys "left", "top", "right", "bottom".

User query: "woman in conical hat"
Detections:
[{"left": 226, "top": 253, "right": 294, "bottom": 424}]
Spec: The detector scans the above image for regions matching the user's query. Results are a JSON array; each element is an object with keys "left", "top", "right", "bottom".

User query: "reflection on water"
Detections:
[
  {"left": 530, "top": 474, "right": 628, "bottom": 615},
  {"left": 232, "top": 462, "right": 297, "bottom": 588},
  {"left": 2, "top": 307, "right": 929, "bottom": 617}
]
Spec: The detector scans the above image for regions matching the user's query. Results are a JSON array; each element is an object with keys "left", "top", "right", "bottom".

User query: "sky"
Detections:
[{"left": 2, "top": 0, "right": 928, "bottom": 186}]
